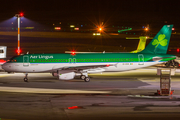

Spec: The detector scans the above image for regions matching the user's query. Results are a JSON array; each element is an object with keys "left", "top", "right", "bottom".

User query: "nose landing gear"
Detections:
[{"left": 24, "top": 73, "right": 28, "bottom": 82}]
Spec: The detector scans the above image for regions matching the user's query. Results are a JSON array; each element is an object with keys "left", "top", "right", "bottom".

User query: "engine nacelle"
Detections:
[{"left": 58, "top": 72, "right": 75, "bottom": 80}]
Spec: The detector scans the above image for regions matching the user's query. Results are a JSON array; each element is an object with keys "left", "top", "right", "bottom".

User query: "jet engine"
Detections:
[{"left": 58, "top": 72, "right": 75, "bottom": 80}]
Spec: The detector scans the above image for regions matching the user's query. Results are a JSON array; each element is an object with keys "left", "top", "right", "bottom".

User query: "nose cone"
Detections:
[
  {"left": 2, "top": 63, "right": 6, "bottom": 70},
  {"left": 2, "top": 63, "right": 9, "bottom": 72}
]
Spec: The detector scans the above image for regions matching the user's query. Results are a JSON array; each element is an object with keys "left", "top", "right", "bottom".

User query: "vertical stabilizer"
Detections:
[
  {"left": 140, "top": 25, "right": 173, "bottom": 54},
  {"left": 130, "top": 36, "right": 147, "bottom": 53}
]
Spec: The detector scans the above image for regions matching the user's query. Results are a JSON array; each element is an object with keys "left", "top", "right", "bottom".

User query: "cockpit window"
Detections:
[{"left": 7, "top": 56, "right": 18, "bottom": 62}]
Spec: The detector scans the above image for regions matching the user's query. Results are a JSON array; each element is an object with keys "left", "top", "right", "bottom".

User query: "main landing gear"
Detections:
[
  {"left": 24, "top": 73, "right": 28, "bottom": 82},
  {"left": 80, "top": 73, "right": 90, "bottom": 82},
  {"left": 165, "top": 60, "right": 179, "bottom": 68}
]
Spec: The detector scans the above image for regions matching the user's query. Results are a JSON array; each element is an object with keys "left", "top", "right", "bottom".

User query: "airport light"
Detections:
[
  {"left": 145, "top": 28, "right": 148, "bottom": 31},
  {"left": 15, "top": 13, "right": 24, "bottom": 55},
  {"left": 93, "top": 33, "right": 101, "bottom": 36},
  {"left": 99, "top": 27, "right": 102, "bottom": 31},
  {"left": 54, "top": 27, "right": 61, "bottom": 30},
  {"left": 70, "top": 25, "right": 75, "bottom": 28},
  {"left": 16, "top": 49, "right": 22, "bottom": 54},
  {"left": 74, "top": 28, "right": 79, "bottom": 30},
  {"left": 98, "top": 27, "right": 103, "bottom": 34},
  {"left": 20, "top": 13, "right": 24, "bottom": 17},
  {"left": 177, "top": 48, "right": 179, "bottom": 52}
]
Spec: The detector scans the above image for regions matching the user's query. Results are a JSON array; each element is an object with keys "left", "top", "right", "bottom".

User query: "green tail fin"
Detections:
[{"left": 140, "top": 25, "right": 173, "bottom": 54}]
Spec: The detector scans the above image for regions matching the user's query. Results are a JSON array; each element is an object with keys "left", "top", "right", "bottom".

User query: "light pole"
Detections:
[{"left": 15, "top": 13, "right": 23, "bottom": 55}]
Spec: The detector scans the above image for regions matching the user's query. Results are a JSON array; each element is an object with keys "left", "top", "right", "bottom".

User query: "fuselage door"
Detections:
[
  {"left": 23, "top": 56, "right": 29, "bottom": 67},
  {"left": 69, "top": 58, "right": 76, "bottom": 64},
  {"left": 138, "top": 54, "right": 144, "bottom": 65},
  {"left": 69, "top": 58, "right": 72, "bottom": 64}
]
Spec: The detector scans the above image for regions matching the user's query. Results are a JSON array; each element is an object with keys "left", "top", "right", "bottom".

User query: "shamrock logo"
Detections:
[{"left": 152, "top": 34, "right": 168, "bottom": 48}]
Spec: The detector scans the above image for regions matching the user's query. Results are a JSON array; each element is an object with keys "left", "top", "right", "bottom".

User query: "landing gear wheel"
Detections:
[
  {"left": 24, "top": 73, "right": 28, "bottom": 82},
  {"left": 84, "top": 77, "right": 90, "bottom": 82},
  {"left": 175, "top": 62, "right": 179, "bottom": 68},
  {"left": 24, "top": 78, "right": 28, "bottom": 82},
  {"left": 165, "top": 62, "right": 170, "bottom": 67},
  {"left": 80, "top": 75, "right": 86, "bottom": 80}
]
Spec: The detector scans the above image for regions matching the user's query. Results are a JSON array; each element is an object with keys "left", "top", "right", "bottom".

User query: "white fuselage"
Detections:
[{"left": 2, "top": 61, "right": 162, "bottom": 73}]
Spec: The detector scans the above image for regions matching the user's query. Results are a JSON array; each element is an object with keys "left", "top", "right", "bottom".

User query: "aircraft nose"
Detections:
[
  {"left": 2, "top": 63, "right": 8, "bottom": 71},
  {"left": 2, "top": 63, "right": 5, "bottom": 70}
]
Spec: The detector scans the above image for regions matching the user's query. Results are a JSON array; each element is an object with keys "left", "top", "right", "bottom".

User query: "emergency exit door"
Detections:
[
  {"left": 138, "top": 54, "right": 144, "bottom": 65},
  {"left": 23, "top": 56, "right": 29, "bottom": 66},
  {"left": 69, "top": 58, "right": 76, "bottom": 64}
]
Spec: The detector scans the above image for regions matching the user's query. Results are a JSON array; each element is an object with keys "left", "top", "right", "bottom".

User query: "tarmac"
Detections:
[{"left": 0, "top": 68, "right": 180, "bottom": 120}]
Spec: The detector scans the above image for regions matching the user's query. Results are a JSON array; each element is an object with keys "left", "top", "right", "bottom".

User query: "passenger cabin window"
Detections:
[{"left": 0, "top": 50, "right": 3, "bottom": 53}]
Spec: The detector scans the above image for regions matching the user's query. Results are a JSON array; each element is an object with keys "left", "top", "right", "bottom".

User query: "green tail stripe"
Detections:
[{"left": 140, "top": 25, "right": 173, "bottom": 54}]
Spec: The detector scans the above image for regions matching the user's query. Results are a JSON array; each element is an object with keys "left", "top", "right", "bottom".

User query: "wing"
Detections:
[{"left": 53, "top": 64, "right": 115, "bottom": 74}]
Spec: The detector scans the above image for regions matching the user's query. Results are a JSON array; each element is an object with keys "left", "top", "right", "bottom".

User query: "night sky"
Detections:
[
  {"left": 0, "top": 0, "right": 180, "bottom": 56},
  {"left": 0, "top": 0, "right": 180, "bottom": 27}
]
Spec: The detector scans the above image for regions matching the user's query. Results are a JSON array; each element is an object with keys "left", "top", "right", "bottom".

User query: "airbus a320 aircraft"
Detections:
[{"left": 2, "top": 25, "right": 176, "bottom": 82}]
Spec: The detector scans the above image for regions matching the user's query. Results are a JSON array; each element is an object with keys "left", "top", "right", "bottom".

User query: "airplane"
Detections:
[
  {"left": 2, "top": 25, "right": 176, "bottom": 82},
  {"left": 0, "top": 46, "right": 7, "bottom": 69}
]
